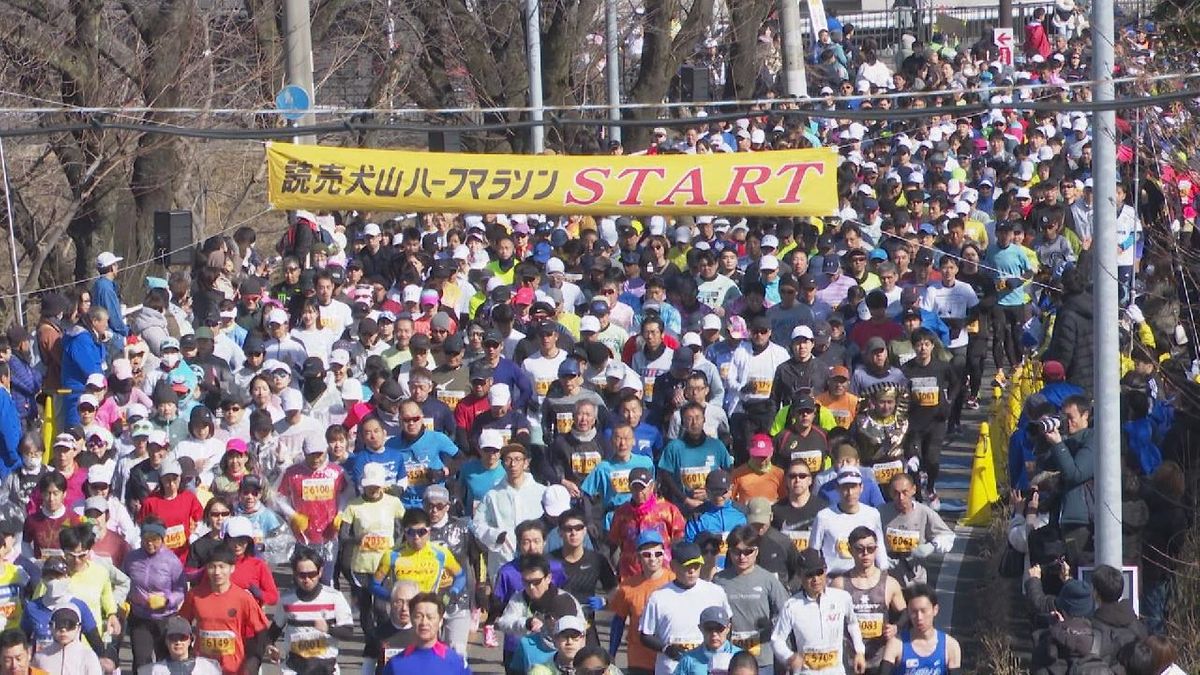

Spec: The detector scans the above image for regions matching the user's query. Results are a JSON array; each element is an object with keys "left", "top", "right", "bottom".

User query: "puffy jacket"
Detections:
[
  {"left": 7, "top": 355, "right": 40, "bottom": 422},
  {"left": 1047, "top": 428, "right": 1096, "bottom": 528},
  {"left": 128, "top": 306, "right": 171, "bottom": 357},
  {"left": 1044, "top": 293, "right": 1095, "bottom": 396},
  {"left": 61, "top": 325, "right": 104, "bottom": 392}
]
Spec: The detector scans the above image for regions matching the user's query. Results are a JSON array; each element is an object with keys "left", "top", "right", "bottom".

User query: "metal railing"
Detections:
[{"left": 826, "top": 0, "right": 1157, "bottom": 49}]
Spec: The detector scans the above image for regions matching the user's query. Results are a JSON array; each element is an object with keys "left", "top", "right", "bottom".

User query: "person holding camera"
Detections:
[{"left": 1037, "top": 394, "right": 1095, "bottom": 566}]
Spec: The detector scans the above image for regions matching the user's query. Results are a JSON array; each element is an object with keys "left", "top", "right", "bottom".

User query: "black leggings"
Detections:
[
  {"left": 128, "top": 615, "right": 167, "bottom": 671},
  {"left": 906, "top": 420, "right": 946, "bottom": 489},
  {"left": 995, "top": 304, "right": 1028, "bottom": 370},
  {"left": 946, "top": 346, "right": 968, "bottom": 428}
]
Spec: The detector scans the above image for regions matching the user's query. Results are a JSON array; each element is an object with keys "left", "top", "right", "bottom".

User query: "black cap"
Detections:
[
  {"left": 179, "top": 334, "right": 197, "bottom": 351},
  {"left": 797, "top": 548, "right": 827, "bottom": 575},
  {"left": 671, "top": 541, "right": 704, "bottom": 566},
  {"left": 189, "top": 406, "right": 214, "bottom": 426},
  {"left": 301, "top": 357, "right": 325, "bottom": 378},
  {"left": 534, "top": 321, "right": 558, "bottom": 338},
  {"left": 749, "top": 315, "right": 771, "bottom": 332},
  {"left": 483, "top": 329, "right": 504, "bottom": 345},
  {"left": 240, "top": 278, "right": 264, "bottom": 296},
  {"left": 42, "top": 556, "right": 69, "bottom": 576},
  {"left": 705, "top": 469, "right": 731, "bottom": 492},
  {"left": 409, "top": 334, "right": 432, "bottom": 352},
  {"left": 358, "top": 317, "right": 379, "bottom": 335},
  {"left": 378, "top": 379, "right": 404, "bottom": 404},
  {"left": 799, "top": 274, "right": 819, "bottom": 290},
  {"left": 442, "top": 334, "right": 464, "bottom": 354},
  {"left": 242, "top": 335, "right": 265, "bottom": 355},
  {"left": 469, "top": 361, "right": 494, "bottom": 381},
  {"left": 914, "top": 250, "right": 934, "bottom": 267},
  {"left": 629, "top": 467, "right": 653, "bottom": 487}
]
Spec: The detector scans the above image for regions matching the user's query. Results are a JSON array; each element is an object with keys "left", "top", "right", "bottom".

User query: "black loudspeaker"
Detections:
[
  {"left": 153, "top": 210, "right": 193, "bottom": 266},
  {"left": 428, "top": 130, "right": 463, "bottom": 152},
  {"left": 679, "top": 65, "right": 710, "bottom": 102}
]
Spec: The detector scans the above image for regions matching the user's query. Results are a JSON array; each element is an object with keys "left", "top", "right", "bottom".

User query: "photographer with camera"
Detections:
[{"left": 1035, "top": 394, "right": 1096, "bottom": 567}]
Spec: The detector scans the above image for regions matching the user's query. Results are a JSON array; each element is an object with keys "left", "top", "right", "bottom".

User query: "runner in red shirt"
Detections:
[
  {"left": 138, "top": 459, "right": 203, "bottom": 563},
  {"left": 23, "top": 473, "right": 78, "bottom": 561},
  {"left": 179, "top": 542, "right": 270, "bottom": 675},
  {"left": 273, "top": 437, "right": 348, "bottom": 585}
]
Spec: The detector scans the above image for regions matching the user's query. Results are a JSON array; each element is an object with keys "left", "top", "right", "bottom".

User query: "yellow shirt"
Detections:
[
  {"left": 339, "top": 495, "right": 406, "bottom": 574},
  {"left": 373, "top": 542, "right": 463, "bottom": 594},
  {"left": 0, "top": 562, "right": 29, "bottom": 629},
  {"left": 67, "top": 562, "right": 116, "bottom": 636}
]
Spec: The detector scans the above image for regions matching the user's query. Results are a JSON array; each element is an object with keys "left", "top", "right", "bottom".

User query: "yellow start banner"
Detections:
[{"left": 266, "top": 142, "right": 838, "bottom": 217}]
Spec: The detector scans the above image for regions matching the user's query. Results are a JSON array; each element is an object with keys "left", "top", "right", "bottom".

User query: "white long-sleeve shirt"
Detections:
[
  {"left": 729, "top": 341, "right": 790, "bottom": 411},
  {"left": 472, "top": 475, "right": 547, "bottom": 580},
  {"left": 808, "top": 502, "right": 889, "bottom": 576},
  {"left": 771, "top": 587, "right": 865, "bottom": 674}
]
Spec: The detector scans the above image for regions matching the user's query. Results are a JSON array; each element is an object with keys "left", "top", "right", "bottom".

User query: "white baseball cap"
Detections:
[
  {"left": 223, "top": 516, "right": 255, "bottom": 539},
  {"left": 542, "top": 485, "right": 572, "bottom": 517},
  {"left": 761, "top": 234, "right": 780, "bottom": 250},
  {"left": 488, "top": 383, "right": 511, "bottom": 406},
  {"left": 479, "top": 429, "right": 506, "bottom": 450},
  {"left": 96, "top": 252, "right": 123, "bottom": 269},
  {"left": 330, "top": 349, "right": 350, "bottom": 367},
  {"left": 362, "top": 223, "right": 382, "bottom": 237},
  {"left": 580, "top": 315, "right": 601, "bottom": 333},
  {"left": 85, "top": 373, "right": 108, "bottom": 389},
  {"left": 682, "top": 332, "right": 702, "bottom": 348},
  {"left": 760, "top": 255, "right": 779, "bottom": 271},
  {"left": 702, "top": 314, "right": 722, "bottom": 331},
  {"left": 546, "top": 258, "right": 565, "bottom": 274},
  {"left": 280, "top": 389, "right": 303, "bottom": 412},
  {"left": 87, "top": 462, "right": 115, "bottom": 485},
  {"left": 360, "top": 463, "right": 389, "bottom": 488},
  {"left": 267, "top": 309, "right": 289, "bottom": 326}
]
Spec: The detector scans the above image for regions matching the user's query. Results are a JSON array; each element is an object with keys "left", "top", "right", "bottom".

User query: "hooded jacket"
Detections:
[
  {"left": 128, "top": 306, "right": 171, "bottom": 357},
  {"left": 1044, "top": 292, "right": 1095, "bottom": 396}
]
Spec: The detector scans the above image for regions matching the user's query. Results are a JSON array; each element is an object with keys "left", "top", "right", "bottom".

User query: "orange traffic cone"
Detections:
[{"left": 963, "top": 422, "right": 1000, "bottom": 526}]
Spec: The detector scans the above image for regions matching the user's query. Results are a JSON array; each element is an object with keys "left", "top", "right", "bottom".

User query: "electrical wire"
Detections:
[{"left": 0, "top": 206, "right": 274, "bottom": 303}]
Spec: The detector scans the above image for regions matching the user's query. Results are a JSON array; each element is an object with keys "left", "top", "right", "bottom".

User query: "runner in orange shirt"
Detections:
[
  {"left": 607, "top": 531, "right": 676, "bottom": 675},
  {"left": 730, "top": 433, "right": 785, "bottom": 505},
  {"left": 179, "top": 543, "right": 270, "bottom": 675}
]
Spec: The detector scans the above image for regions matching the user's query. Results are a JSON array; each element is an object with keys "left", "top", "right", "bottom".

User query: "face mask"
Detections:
[
  {"left": 44, "top": 578, "right": 70, "bottom": 600},
  {"left": 162, "top": 354, "right": 181, "bottom": 369},
  {"left": 22, "top": 455, "right": 40, "bottom": 471}
]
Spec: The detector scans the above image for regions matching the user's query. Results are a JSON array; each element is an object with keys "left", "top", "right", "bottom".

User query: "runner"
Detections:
[
  {"left": 713, "top": 525, "right": 788, "bottom": 675},
  {"left": 809, "top": 467, "right": 888, "bottom": 577},
  {"left": 879, "top": 585, "right": 962, "bottom": 674},
  {"left": 178, "top": 543, "right": 270, "bottom": 675},
  {"left": 267, "top": 547, "right": 355, "bottom": 675},
  {"left": 771, "top": 548, "right": 867, "bottom": 675},
  {"left": 877, "top": 474, "right": 955, "bottom": 586},
  {"left": 638, "top": 541, "right": 731, "bottom": 675},
  {"left": 607, "top": 530, "right": 676, "bottom": 675},
  {"left": 830, "top": 526, "right": 907, "bottom": 672},
  {"left": 380, "top": 593, "right": 470, "bottom": 675}
]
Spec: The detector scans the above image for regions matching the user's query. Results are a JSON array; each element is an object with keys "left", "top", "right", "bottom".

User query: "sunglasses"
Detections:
[
  {"left": 640, "top": 550, "right": 665, "bottom": 559},
  {"left": 522, "top": 575, "right": 547, "bottom": 585},
  {"left": 787, "top": 473, "right": 812, "bottom": 480},
  {"left": 406, "top": 527, "right": 430, "bottom": 537},
  {"left": 854, "top": 545, "right": 878, "bottom": 554},
  {"left": 52, "top": 621, "right": 80, "bottom": 631},
  {"left": 402, "top": 416, "right": 424, "bottom": 423},
  {"left": 208, "top": 510, "right": 232, "bottom": 517},
  {"left": 561, "top": 523, "right": 586, "bottom": 533},
  {"left": 295, "top": 570, "right": 321, "bottom": 579},
  {"left": 730, "top": 547, "right": 757, "bottom": 557}
]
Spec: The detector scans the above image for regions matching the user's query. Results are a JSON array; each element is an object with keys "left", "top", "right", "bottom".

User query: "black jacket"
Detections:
[{"left": 1044, "top": 292, "right": 1095, "bottom": 396}]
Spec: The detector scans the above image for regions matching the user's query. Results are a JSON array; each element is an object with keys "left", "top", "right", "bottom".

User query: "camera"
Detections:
[{"left": 1029, "top": 415, "right": 1062, "bottom": 435}]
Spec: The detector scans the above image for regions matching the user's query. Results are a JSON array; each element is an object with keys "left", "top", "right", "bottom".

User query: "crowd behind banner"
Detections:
[{"left": 0, "top": 5, "right": 1194, "bottom": 675}]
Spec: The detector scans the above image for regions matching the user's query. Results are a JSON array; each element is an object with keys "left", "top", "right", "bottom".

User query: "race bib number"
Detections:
[
  {"left": 858, "top": 613, "right": 885, "bottom": 639},
  {"left": 830, "top": 408, "right": 852, "bottom": 428},
  {"left": 668, "top": 637, "right": 701, "bottom": 653},
  {"left": 38, "top": 547, "right": 64, "bottom": 561},
  {"left": 301, "top": 477, "right": 336, "bottom": 502},
  {"left": 836, "top": 539, "right": 852, "bottom": 559},
  {"left": 785, "top": 530, "right": 809, "bottom": 552},
  {"left": 360, "top": 532, "right": 390, "bottom": 552},
  {"left": 290, "top": 629, "right": 329, "bottom": 659},
  {"left": 407, "top": 463, "right": 431, "bottom": 487},
  {"left": 731, "top": 631, "right": 762, "bottom": 656},
  {"left": 163, "top": 525, "right": 187, "bottom": 550},
  {"left": 802, "top": 648, "right": 839, "bottom": 670},
  {"left": 872, "top": 460, "right": 904, "bottom": 486},
  {"left": 791, "top": 450, "right": 823, "bottom": 474},
  {"left": 437, "top": 389, "right": 466, "bottom": 410},
  {"left": 536, "top": 379, "right": 552, "bottom": 397},
  {"left": 966, "top": 318, "right": 980, "bottom": 334},
  {"left": 643, "top": 375, "right": 656, "bottom": 400},
  {"left": 570, "top": 451, "right": 602, "bottom": 478},
  {"left": 610, "top": 469, "right": 631, "bottom": 494},
  {"left": 498, "top": 429, "right": 513, "bottom": 445},
  {"left": 719, "top": 363, "right": 731, "bottom": 383},
  {"left": 681, "top": 466, "right": 709, "bottom": 491},
  {"left": 422, "top": 417, "right": 435, "bottom": 432},
  {"left": 886, "top": 527, "right": 921, "bottom": 555},
  {"left": 0, "top": 585, "right": 19, "bottom": 619},
  {"left": 750, "top": 377, "right": 772, "bottom": 397},
  {"left": 555, "top": 412, "right": 574, "bottom": 435},
  {"left": 199, "top": 629, "right": 238, "bottom": 657},
  {"left": 911, "top": 377, "right": 940, "bottom": 406}
]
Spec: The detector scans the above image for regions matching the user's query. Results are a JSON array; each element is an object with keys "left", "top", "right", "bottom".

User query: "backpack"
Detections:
[
  {"left": 1066, "top": 623, "right": 1116, "bottom": 675},
  {"left": 276, "top": 217, "right": 333, "bottom": 256}
]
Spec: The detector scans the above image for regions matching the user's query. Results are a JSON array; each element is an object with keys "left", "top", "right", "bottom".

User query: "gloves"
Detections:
[
  {"left": 248, "top": 584, "right": 263, "bottom": 601},
  {"left": 290, "top": 512, "right": 310, "bottom": 532},
  {"left": 146, "top": 593, "right": 167, "bottom": 610},
  {"left": 905, "top": 456, "right": 921, "bottom": 473},
  {"left": 665, "top": 645, "right": 686, "bottom": 660},
  {"left": 911, "top": 543, "right": 936, "bottom": 559},
  {"left": 586, "top": 596, "right": 606, "bottom": 611},
  {"left": 1126, "top": 304, "right": 1145, "bottom": 325}
]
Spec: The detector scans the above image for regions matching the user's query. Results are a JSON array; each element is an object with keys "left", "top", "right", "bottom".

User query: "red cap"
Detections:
[
  {"left": 1042, "top": 360, "right": 1066, "bottom": 381},
  {"left": 749, "top": 433, "right": 773, "bottom": 458},
  {"left": 513, "top": 287, "right": 536, "bottom": 306}
]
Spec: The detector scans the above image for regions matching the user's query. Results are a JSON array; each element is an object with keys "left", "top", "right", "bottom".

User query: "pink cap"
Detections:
[
  {"left": 419, "top": 289, "right": 440, "bottom": 306},
  {"left": 513, "top": 287, "right": 536, "bottom": 306},
  {"left": 226, "top": 438, "right": 248, "bottom": 454},
  {"left": 728, "top": 316, "right": 749, "bottom": 340},
  {"left": 749, "top": 433, "right": 773, "bottom": 458}
]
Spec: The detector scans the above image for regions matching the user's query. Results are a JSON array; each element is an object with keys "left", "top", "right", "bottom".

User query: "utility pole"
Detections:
[
  {"left": 605, "top": 0, "right": 621, "bottom": 144},
  {"left": 778, "top": 0, "right": 808, "bottom": 98},
  {"left": 525, "top": 0, "right": 545, "bottom": 153},
  {"left": 999, "top": 0, "right": 1013, "bottom": 30},
  {"left": 1090, "top": 0, "right": 1122, "bottom": 569},
  {"left": 283, "top": 0, "right": 316, "bottom": 144}
]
